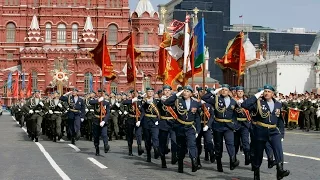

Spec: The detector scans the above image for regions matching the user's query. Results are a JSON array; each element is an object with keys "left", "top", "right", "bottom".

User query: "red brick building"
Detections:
[{"left": 0, "top": 0, "right": 163, "bottom": 105}]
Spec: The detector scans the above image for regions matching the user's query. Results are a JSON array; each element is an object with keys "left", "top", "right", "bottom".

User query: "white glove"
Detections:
[
  {"left": 201, "top": 100, "right": 206, "bottom": 104},
  {"left": 116, "top": 102, "right": 120, "bottom": 107},
  {"left": 147, "top": 99, "right": 153, "bottom": 104},
  {"left": 196, "top": 133, "right": 198, "bottom": 138},
  {"left": 155, "top": 121, "right": 159, "bottom": 126},
  {"left": 111, "top": 110, "right": 115, "bottom": 113},
  {"left": 176, "top": 90, "right": 184, "bottom": 97},
  {"left": 100, "top": 121, "right": 105, "bottom": 127},
  {"left": 136, "top": 121, "right": 141, "bottom": 127},
  {"left": 98, "top": 97, "right": 104, "bottom": 102},
  {"left": 211, "top": 88, "right": 222, "bottom": 95},
  {"left": 161, "top": 96, "right": 167, "bottom": 101},
  {"left": 39, "top": 102, "right": 44, "bottom": 107},
  {"left": 132, "top": 97, "right": 138, "bottom": 103},
  {"left": 57, "top": 103, "right": 63, "bottom": 108},
  {"left": 49, "top": 110, "right": 53, "bottom": 114},
  {"left": 85, "top": 108, "right": 89, "bottom": 112},
  {"left": 63, "top": 91, "right": 72, "bottom": 96},
  {"left": 255, "top": 90, "right": 264, "bottom": 99},
  {"left": 124, "top": 111, "right": 128, "bottom": 115},
  {"left": 81, "top": 118, "right": 84, "bottom": 122},
  {"left": 29, "top": 110, "right": 34, "bottom": 114},
  {"left": 281, "top": 138, "right": 284, "bottom": 142},
  {"left": 119, "top": 111, "right": 123, "bottom": 115},
  {"left": 203, "top": 125, "right": 209, "bottom": 132},
  {"left": 191, "top": 97, "right": 199, "bottom": 102},
  {"left": 141, "top": 93, "right": 146, "bottom": 97},
  {"left": 18, "top": 109, "right": 21, "bottom": 111},
  {"left": 64, "top": 110, "right": 68, "bottom": 113}
]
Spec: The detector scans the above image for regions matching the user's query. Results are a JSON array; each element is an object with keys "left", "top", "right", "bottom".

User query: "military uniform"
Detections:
[
  {"left": 47, "top": 92, "right": 65, "bottom": 142},
  {"left": 163, "top": 86, "right": 201, "bottom": 173},
  {"left": 301, "top": 96, "right": 312, "bottom": 131},
  {"left": 109, "top": 94, "right": 121, "bottom": 140},
  {"left": 84, "top": 92, "right": 96, "bottom": 141},
  {"left": 202, "top": 84, "right": 239, "bottom": 172},
  {"left": 15, "top": 101, "right": 26, "bottom": 128},
  {"left": 242, "top": 85, "right": 290, "bottom": 180}
]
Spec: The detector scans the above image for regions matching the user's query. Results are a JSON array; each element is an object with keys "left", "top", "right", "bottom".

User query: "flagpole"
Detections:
[{"left": 238, "top": 32, "right": 244, "bottom": 85}]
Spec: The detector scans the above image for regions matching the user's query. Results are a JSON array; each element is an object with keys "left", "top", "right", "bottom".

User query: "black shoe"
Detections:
[
  {"left": 161, "top": 156, "right": 167, "bottom": 168},
  {"left": 138, "top": 145, "right": 144, "bottom": 156},
  {"left": 128, "top": 146, "right": 133, "bottom": 156},
  {"left": 216, "top": 158, "right": 223, "bottom": 172},
  {"left": 154, "top": 147, "right": 160, "bottom": 159},
  {"left": 230, "top": 156, "right": 239, "bottom": 170},
  {"left": 171, "top": 152, "right": 178, "bottom": 165},
  {"left": 245, "top": 152, "right": 251, "bottom": 165},
  {"left": 35, "top": 137, "right": 39, "bottom": 142},
  {"left": 191, "top": 158, "right": 198, "bottom": 172},
  {"left": 276, "top": 163, "right": 290, "bottom": 180},
  {"left": 95, "top": 147, "right": 100, "bottom": 156},
  {"left": 53, "top": 136, "right": 57, "bottom": 142},
  {"left": 104, "top": 144, "right": 110, "bottom": 153},
  {"left": 146, "top": 151, "right": 151, "bottom": 162},
  {"left": 210, "top": 150, "right": 215, "bottom": 163},
  {"left": 204, "top": 150, "right": 209, "bottom": 161},
  {"left": 71, "top": 137, "right": 75, "bottom": 145},
  {"left": 58, "top": 135, "right": 62, "bottom": 141},
  {"left": 268, "top": 159, "right": 276, "bottom": 169},
  {"left": 254, "top": 167, "right": 260, "bottom": 180},
  {"left": 178, "top": 159, "right": 184, "bottom": 173},
  {"left": 197, "top": 156, "right": 202, "bottom": 169}
]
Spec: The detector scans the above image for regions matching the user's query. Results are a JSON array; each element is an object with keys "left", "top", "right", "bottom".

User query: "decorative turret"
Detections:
[
  {"left": 133, "top": 0, "right": 158, "bottom": 18},
  {"left": 78, "top": 16, "right": 98, "bottom": 47},
  {"left": 309, "top": 32, "right": 320, "bottom": 55},
  {"left": 24, "top": 15, "right": 44, "bottom": 45}
]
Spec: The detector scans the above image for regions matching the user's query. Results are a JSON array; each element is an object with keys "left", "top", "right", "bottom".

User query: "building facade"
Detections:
[{"left": 0, "top": 0, "right": 164, "bottom": 105}]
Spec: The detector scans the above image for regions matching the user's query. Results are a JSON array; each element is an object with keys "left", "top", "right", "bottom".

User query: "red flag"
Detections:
[
  {"left": 12, "top": 71, "right": 19, "bottom": 98},
  {"left": 89, "top": 34, "right": 116, "bottom": 81},
  {"left": 158, "top": 32, "right": 169, "bottom": 80},
  {"left": 215, "top": 32, "right": 246, "bottom": 75},
  {"left": 19, "top": 90, "right": 24, "bottom": 99},
  {"left": 126, "top": 33, "right": 136, "bottom": 83},
  {"left": 288, "top": 108, "right": 301, "bottom": 123},
  {"left": 26, "top": 73, "right": 32, "bottom": 97}
]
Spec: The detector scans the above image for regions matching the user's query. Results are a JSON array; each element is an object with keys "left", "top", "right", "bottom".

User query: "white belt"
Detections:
[
  {"left": 89, "top": 109, "right": 94, "bottom": 112},
  {"left": 54, "top": 111, "right": 62, "bottom": 114},
  {"left": 35, "top": 110, "right": 41, "bottom": 113}
]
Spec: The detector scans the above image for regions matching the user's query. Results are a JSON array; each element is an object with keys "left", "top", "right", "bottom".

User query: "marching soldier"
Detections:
[
  {"left": 15, "top": 99, "right": 26, "bottom": 128},
  {"left": 234, "top": 86, "right": 251, "bottom": 166},
  {"left": 310, "top": 93, "right": 317, "bottom": 130},
  {"left": 202, "top": 84, "right": 239, "bottom": 172},
  {"left": 60, "top": 88, "right": 85, "bottom": 145},
  {"left": 118, "top": 93, "right": 127, "bottom": 139},
  {"left": 163, "top": 85, "right": 201, "bottom": 173},
  {"left": 109, "top": 92, "right": 121, "bottom": 140},
  {"left": 122, "top": 90, "right": 144, "bottom": 156},
  {"left": 47, "top": 91, "right": 65, "bottom": 142},
  {"left": 22, "top": 90, "right": 47, "bottom": 142},
  {"left": 141, "top": 87, "right": 160, "bottom": 162},
  {"left": 242, "top": 85, "right": 290, "bottom": 180},
  {"left": 84, "top": 91, "right": 96, "bottom": 141},
  {"left": 89, "top": 89, "right": 111, "bottom": 156},
  {"left": 157, "top": 85, "right": 177, "bottom": 168}
]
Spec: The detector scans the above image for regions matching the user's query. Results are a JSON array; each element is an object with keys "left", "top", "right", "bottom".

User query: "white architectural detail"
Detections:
[
  {"left": 84, "top": 16, "right": 94, "bottom": 31},
  {"left": 134, "top": 0, "right": 157, "bottom": 17},
  {"left": 243, "top": 36, "right": 256, "bottom": 61},
  {"left": 30, "top": 15, "right": 40, "bottom": 30},
  {"left": 309, "top": 32, "right": 320, "bottom": 54}
]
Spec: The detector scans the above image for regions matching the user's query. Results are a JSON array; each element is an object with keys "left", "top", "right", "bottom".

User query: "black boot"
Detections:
[
  {"left": 197, "top": 156, "right": 202, "bottom": 169},
  {"left": 71, "top": 137, "right": 75, "bottom": 145},
  {"left": 230, "top": 156, "right": 240, "bottom": 170},
  {"left": 245, "top": 152, "right": 251, "bottom": 165},
  {"left": 216, "top": 158, "right": 223, "bottom": 172},
  {"left": 204, "top": 150, "right": 209, "bottom": 161},
  {"left": 210, "top": 150, "right": 215, "bottom": 163},
  {"left": 154, "top": 147, "right": 160, "bottom": 159},
  {"left": 191, "top": 158, "right": 198, "bottom": 172},
  {"left": 178, "top": 159, "right": 183, "bottom": 173},
  {"left": 35, "top": 137, "right": 39, "bottom": 142},
  {"left": 161, "top": 156, "right": 167, "bottom": 168},
  {"left": 95, "top": 146, "right": 100, "bottom": 156},
  {"left": 276, "top": 163, "right": 290, "bottom": 180},
  {"left": 268, "top": 158, "right": 276, "bottom": 169},
  {"left": 146, "top": 151, "right": 151, "bottom": 162},
  {"left": 254, "top": 167, "right": 260, "bottom": 180},
  {"left": 104, "top": 144, "right": 110, "bottom": 153},
  {"left": 171, "top": 152, "right": 178, "bottom": 164},
  {"left": 138, "top": 145, "right": 144, "bottom": 156},
  {"left": 53, "top": 136, "right": 57, "bottom": 142},
  {"left": 128, "top": 145, "right": 133, "bottom": 156}
]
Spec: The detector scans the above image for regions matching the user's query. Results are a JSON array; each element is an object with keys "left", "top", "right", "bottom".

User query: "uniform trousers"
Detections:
[
  {"left": 31, "top": 114, "right": 43, "bottom": 137},
  {"left": 213, "top": 128, "right": 235, "bottom": 159},
  {"left": 234, "top": 125, "right": 250, "bottom": 154},
  {"left": 68, "top": 115, "right": 81, "bottom": 139},
  {"left": 51, "top": 114, "right": 62, "bottom": 137},
  {"left": 196, "top": 127, "right": 214, "bottom": 156},
  {"left": 126, "top": 118, "right": 142, "bottom": 146},
  {"left": 92, "top": 121, "right": 108, "bottom": 147},
  {"left": 175, "top": 124, "right": 197, "bottom": 160}
]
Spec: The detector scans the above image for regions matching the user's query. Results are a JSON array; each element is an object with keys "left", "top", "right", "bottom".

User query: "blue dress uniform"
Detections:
[
  {"left": 163, "top": 86, "right": 201, "bottom": 173},
  {"left": 241, "top": 85, "right": 290, "bottom": 180},
  {"left": 157, "top": 85, "right": 177, "bottom": 168},
  {"left": 60, "top": 88, "right": 85, "bottom": 145},
  {"left": 89, "top": 91, "right": 111, "bottom": 156},
  {"left": 202, "top": 84, "right": 239, "bottom": 172},
  {"left": 196, "top": 87, "right": 215, "bottom": 169},
  {"left": 122, "top": 90, "right": 144, "bottom": 156},
  {"left": 233, "top": 86, "right": 251, "bottom": 165},
  {"left": 141, "top": 87, "right": 160, "bottom": 162}
]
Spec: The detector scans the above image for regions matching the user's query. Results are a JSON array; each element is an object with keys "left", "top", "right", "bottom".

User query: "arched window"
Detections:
[
  {"left": 111, "top": 82, "right": 117, "bottom": 93},
  {"left": 57, "top": 24, "right": 66, "bottom": 44},
  {"left": 84, "top": 72, "right": 93, "bottom": 93},
  {"left": 45, "top": 23, "right": 52, "bottom": 43},
  {"left": 143, "top": 31, "right": 148, "bottom": 45},
  {"left": 87, "top": 0, "right": 90, "bottom": 7},
  {"left": 3, "top": 80, "right": 8, "bottom": 97},
  {"left": 72, "top": 24, "right": 78, "bottom": 44},
  {"left": 6, "top": 23, "right": 16, "bottom": 43},
  {"left": 107, "top": 24, "right": 118, "bottom": 45},
  {"left": 143, "top": 76, "right": 151, "bottom": 91},
  {"left": 32, "top": 71, "right": 38, "bottom": 91}
]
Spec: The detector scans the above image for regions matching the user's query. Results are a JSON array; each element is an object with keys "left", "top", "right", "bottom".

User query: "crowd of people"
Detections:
[{"left": 10, "top": 84, "right": 293, "bottom": 180}]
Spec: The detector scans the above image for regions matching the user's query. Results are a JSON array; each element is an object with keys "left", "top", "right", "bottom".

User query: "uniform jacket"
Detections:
[
  {"left": 22, "top": 97, "right": 47, "bottom": 117},
  {"left": 141, "top": 98, "right": 160, "bottom": 129},
  {"left": 89, "top": 99, "right": 110, "bottom": 125},
  {"left": 60, "top": 95, "right": 85, "bottom": 119},
  {"left": 122, "top": 99, "right": 144, "bottom": 122}
]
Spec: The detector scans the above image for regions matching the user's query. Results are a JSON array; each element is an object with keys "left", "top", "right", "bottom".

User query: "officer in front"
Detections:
[
  {"left": 241, "top": 85, "right": 290, "bottom": 180},
  {"left": 163, "top": 85, "right": 201, "bottom": 173},
  {"left": 202, "top": 84, "right": 239, "bottom": 172}
]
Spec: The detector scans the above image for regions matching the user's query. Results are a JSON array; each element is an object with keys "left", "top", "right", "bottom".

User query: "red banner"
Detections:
[
  {"left": 158, "top": 32, "right": 168, "bottom": 80},
  {"left": 12, "top": 71, "right": 19, "bottom": 98},
  {"left": 288, "top": 108, "right": 300, "bottom": 123},
  {"left": 90, "top": 34, "right": 116, "bottom": 81},
  {"left": 26, "top": 73, "right": 32, "bottom": 97},
  {"left": 126, "top": 33, "right": 136, "bottom": 83}
]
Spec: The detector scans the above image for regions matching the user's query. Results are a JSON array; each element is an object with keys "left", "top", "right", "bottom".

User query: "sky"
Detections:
[{"left": 129, "top": 0, "right": 320, "bottom": 31}]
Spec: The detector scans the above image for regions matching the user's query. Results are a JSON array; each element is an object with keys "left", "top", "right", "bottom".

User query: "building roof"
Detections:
[
  {"left": 84, "top": 16, "right": 94, "bottom": 31},
  {"left": 30, "top": 15, "right": 40, "bottom": 30},
  {"left": 309, "top": 32, "right": 320, "bottom": 54},
  {"left": 187, "top": 77, "right": 219, "bottom": 83},
  {"left": 243, "top": 35, "right": 256, "bottom": 61},
  {"left": 134, "top": 0, "right": 157, "bottom": 17}
]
